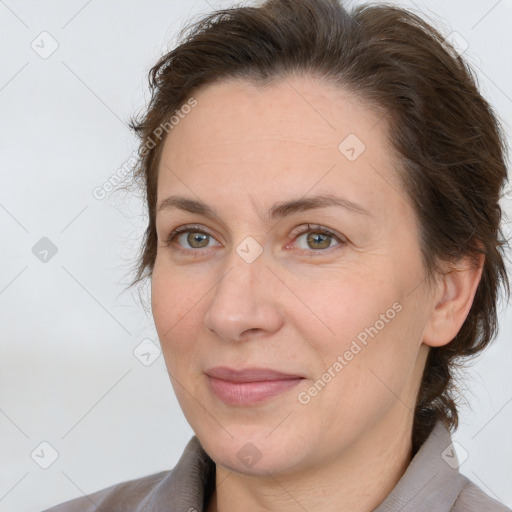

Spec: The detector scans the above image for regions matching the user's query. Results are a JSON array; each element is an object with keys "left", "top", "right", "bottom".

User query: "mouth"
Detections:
[{"left": 205, "top": 366, "right": 305, "bottom": 406}]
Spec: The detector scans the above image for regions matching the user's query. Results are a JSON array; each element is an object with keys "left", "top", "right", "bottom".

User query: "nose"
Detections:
[{"left": 203, "top": 249, "right": 284, "bottom": 343}]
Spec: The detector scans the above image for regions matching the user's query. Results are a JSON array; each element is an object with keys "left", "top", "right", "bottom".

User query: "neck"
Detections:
[{"left": 206, "top": 411, "right": 414, "bottom": 512}]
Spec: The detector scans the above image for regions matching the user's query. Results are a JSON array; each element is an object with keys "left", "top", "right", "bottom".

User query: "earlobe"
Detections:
[{"left": 422, "top": 254, "right": 485, "bottom": 348}]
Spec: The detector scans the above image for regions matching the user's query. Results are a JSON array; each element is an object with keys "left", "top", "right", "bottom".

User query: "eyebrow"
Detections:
[{"left": 156, "top": 194, "right": 372, "bottom": 221}]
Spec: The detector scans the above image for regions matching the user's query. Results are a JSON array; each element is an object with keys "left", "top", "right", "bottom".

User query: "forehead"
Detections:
[
  {"left": 156, "top": 75, "right": 406, "bottom": 220},
  {"left": 164, "top": 75, "right": 383, "bottom": 155}
]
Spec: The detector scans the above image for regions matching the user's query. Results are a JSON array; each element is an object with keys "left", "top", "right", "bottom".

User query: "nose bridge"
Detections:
[
  {"left": 204, "top": 239, "right": 282, "bottom": 340},
  {"left": 217, "top": 233, "right": 268, "bottom": 296}
]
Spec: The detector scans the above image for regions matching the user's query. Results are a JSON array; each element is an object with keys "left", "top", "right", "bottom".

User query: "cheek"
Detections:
[
  {"left": 305, "top": 274, "right": 398, "bottom": 347},
  {"left": 151, "top": 264, "right": 207, "bottom": 409},
  {"left": 302, "top": 272, "right": 416, "bottom": 387},
  {"left": 151, "top": 262, "right": 203, "bottom": 353},
  {"left": 151, "top": 270, "right": 176, "bottom": 338},
  {"left": 324, "top": 291, "right": 425, "bottom": 413}
]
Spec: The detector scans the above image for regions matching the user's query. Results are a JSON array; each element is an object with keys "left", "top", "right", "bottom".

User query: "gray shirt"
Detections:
[{"left": 43, "top": 420, "right": 510, "bottom": 511}]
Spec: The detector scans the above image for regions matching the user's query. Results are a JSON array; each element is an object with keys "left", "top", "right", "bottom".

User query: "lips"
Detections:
[
  {"left": 205, "top": 366, "right": 304, "bottom": 382},
  {"left": 205, "top": 366, "right": 305, "bottom": 406}
]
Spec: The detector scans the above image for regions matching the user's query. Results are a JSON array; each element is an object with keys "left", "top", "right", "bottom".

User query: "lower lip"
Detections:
[{"left": 207, "top": 376, "right": 304, "bottom": 406}]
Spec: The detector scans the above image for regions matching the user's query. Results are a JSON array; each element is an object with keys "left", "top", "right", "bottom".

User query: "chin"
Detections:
[{"left": 195, "top": 424, "right": 314, "bottom": 476}]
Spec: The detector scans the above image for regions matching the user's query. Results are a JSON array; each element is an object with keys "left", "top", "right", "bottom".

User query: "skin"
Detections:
[{"left": 151, "top": 74, "right": 483, "bottom": 512}]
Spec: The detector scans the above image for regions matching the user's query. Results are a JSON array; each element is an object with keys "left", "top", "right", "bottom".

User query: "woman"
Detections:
[{"left": 44, "top": 0, "right": 510, "bottom": 510}]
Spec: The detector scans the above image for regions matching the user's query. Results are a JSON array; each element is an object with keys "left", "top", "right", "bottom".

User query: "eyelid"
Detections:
[
  {"left": 165, "top": 223, "right": 346, "bottom": 253},
  {"left": 166, "top": 224, "right": 221, "bottom": 247},
  {"left": 288, "top": 223, "right": 344, "bottom": 241},
  {"left": 286, "top": 223, "right": 347, "bottom": 251}
]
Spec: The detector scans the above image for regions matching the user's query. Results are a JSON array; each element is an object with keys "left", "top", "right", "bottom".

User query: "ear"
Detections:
[{"left": 422, "top": 253, "right": 485, "bottom": 348}]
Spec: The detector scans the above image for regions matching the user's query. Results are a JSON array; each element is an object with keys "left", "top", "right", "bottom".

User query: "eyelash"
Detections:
[{"left": 165, "top": 223, "right": 346, "bottom": 256}]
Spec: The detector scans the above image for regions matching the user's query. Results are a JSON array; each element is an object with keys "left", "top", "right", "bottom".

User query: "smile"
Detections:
[{"left": 204, "top": 366, "right": 305, "bottom": 406}]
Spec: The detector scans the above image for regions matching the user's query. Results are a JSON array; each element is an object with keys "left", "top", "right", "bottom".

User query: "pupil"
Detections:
[
  {"left": 189, "top": 233, "right": 207, "bottom": 247},
  {"left": 308, "top": 233, "right": 329, "bottom": 249}
]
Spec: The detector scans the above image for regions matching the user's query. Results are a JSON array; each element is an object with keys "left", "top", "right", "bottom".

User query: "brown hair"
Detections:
[{"left": 128, "top": 0, "right": 510, "bottom": 452}]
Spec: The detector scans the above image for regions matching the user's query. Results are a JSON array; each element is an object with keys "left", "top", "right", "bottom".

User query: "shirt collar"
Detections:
[
  {"left": 374, "top": 420, "right": 465, "bottom": 511},
  {"left": 160, "top": 420, "right": 462, "bottom": 512}
]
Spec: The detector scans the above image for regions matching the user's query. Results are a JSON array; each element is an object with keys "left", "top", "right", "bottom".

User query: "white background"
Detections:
[{"left": 1, "top": 0, "right": 511, "bottom": 510}]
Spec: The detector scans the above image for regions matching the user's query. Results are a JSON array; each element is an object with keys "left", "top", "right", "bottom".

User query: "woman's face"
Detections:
[{"left": 152, "top": 75, "right": 435, "bottom": 475}]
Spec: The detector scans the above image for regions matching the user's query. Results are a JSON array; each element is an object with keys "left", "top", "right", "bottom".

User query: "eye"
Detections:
[
  {"left": 164, "top": 223, "right": 346, "bottom": 255},
  {"left": 289, "top": 224, "right": 346, "bottom": 253},
  {"left": 166, "top": 224, "right": 220, "bottom": 252}
]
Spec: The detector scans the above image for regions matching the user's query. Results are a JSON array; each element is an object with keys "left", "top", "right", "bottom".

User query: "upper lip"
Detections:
[{"left": 205, "top": 366, "right": 304, "bottom": 382}]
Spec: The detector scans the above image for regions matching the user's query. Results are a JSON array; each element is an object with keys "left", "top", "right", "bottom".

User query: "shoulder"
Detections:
[
  {"left": 41, "top": 470, "right": 171, "bottom": 512},
  {"left": 41, "top": 436, "right": 215, "bottom": 512},
  {"left": 374, "top": 421, "right": 510, "bottom": 512},
  {"left": 451, "top": 477, "right": 511, "bottom": 512}
]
